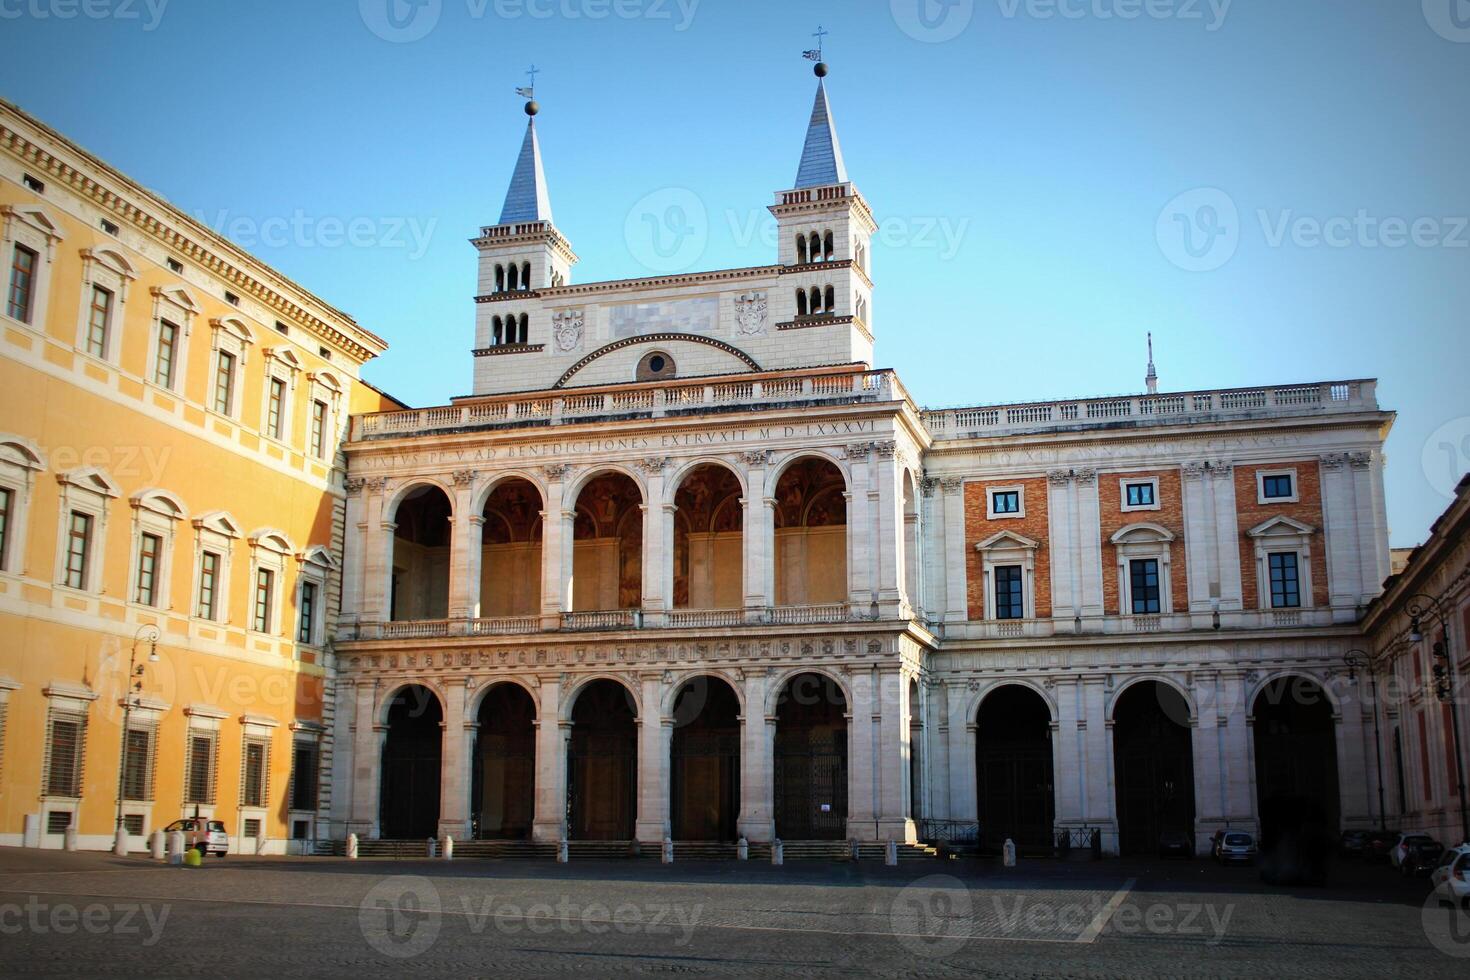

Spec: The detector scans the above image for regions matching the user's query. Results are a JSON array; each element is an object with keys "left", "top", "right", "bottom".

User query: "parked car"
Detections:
[
  {"left": 1338, "top": 829, "right": 1369, "bottom": 857},
  {"left": 1361, "top": 829, "right": 1398, "bottom": 862},
  {"left": 163, "top": 817, "right": 229, "bottom": 856},
  {"left": 1389, "top": 833, "right": 1440, "bottom": 873},
  {"left": 1397, "top": 835, "right": 1444, "bottom": 876},
  {"left": 1214, "top": 831, "right": 1258, "bottom": 864},
  {"left": 1158, "top": 831, "right": 1194, "bottom": 859},
  {"left": 1429, "top": 844, "right": 1470, "bottom": 909}
]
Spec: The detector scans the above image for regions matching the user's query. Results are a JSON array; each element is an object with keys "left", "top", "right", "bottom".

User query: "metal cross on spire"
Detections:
[
  {"left": 515, "top": 64, "right": 539, "bottom": 100},
  {"left": 803, "top": 25, "right": 829, "bottom": 63}
]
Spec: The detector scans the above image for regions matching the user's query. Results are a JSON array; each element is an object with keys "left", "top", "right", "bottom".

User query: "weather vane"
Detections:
[
  {"left": 516, "top": 65, "right": 539, "bottom": 116},
  {"left": 803, "top": 26, "right": 829, "bottom": 76}
]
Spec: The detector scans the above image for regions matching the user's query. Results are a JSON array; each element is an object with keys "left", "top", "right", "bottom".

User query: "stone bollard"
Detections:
[
  {"left": 737, "top": 837, "right": 749, "bottom": 861},
  {"left": 849, "top": 838, "right": 861, "bottom": 862},
  {"left": 886, "top": 839, "right": 898, "bottom": 867},
  {"left": 771, "top": 838, "right": 784, "bottom": 866},
  {"left": 346, "top": 833, "right": 359, "bottom": 860},
  {"left": 64, "top": 828, "right": 79, "bottom": 852},
  {"left": 150, "top": 830, "right": 165, "bottom": 861},
  {"left": 443, "top": 835, "right": 454, "bottom": 861},
  {"left": 113, "top": 825, "right": 129, "bottom": 857},
  {"left": 661, "top": 837, "right": 674, "bottom": 864},
  {"left": 1003, "top": 838, "right": 1017, "bottom": 868},
  {"left": 426, "top": 837, "right": 437, "bottom": 859},
  {"left": 167, "top": 831, "right": 186, "bottom": 866},
  {"left": 557, "top": 839, "right": 569, "bottom": 863}
]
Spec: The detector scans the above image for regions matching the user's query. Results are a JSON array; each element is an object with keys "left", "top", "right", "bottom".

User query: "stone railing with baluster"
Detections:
[
  {"left": 352, "top": 369, "right": 911, "bottom": 441},
  {"left": 921, "top": 380, "right": 1378, "bottom": 440}
]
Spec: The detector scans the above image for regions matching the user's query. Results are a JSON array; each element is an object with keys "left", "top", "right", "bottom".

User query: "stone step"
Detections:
[{"left": 317, "top": 839, "right": 939, "bottom": 861}]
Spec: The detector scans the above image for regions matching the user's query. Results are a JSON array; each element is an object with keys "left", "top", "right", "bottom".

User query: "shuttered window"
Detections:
[
  {"left": 241, "top": 738, "right": 269, "bottom": 808},
  {"left": 183, "top": 731, "right": 217, "bottom": 805},
  {"left": 121, "top": 724, "right": 156, "bottom": 802},
  {"left": 43, "top": 709, "right": 87, "bottom": 798}
]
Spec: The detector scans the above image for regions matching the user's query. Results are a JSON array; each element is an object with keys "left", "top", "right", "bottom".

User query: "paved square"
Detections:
[{"left": 1, "top": 848, "right": 1467, "bottom": 977}]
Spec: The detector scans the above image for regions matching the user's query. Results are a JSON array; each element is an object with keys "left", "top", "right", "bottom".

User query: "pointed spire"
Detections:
[
  {"left": 1145, "top": 333, "right": 1159, "bottom": 394},
  {"left": 498, "top": 110, "right": 553, "bottom": 225},
  {"left": 794, "top": 76, "right": 848, "bottom": 189}
]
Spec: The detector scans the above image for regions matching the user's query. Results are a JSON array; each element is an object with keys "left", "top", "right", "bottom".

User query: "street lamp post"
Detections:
[
  {"left": 1344, "top": 649, "right": 1387, "bottom": 831},
  {"left": 114, "top": 624, "right": 160, "bottom": 856},
  {"left": 1407, "top": 593, "right": 1470, "bottom": 846}
]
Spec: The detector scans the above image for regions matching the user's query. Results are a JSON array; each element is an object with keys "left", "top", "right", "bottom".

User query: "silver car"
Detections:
[{"left": 1215, "top": 831, "right": 1258, "bottom": 864}]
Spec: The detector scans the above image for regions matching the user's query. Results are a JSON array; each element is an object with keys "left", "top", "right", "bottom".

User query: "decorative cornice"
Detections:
[
  {"left": 776, "top": 314, "right": 855, "bottom": 331},
  {"left": 555, "top": 333, "right": 761, "bottom": 388},
  {"left": 452, "top": 469, "right": 479, "bottom": 488},
  {"left": 472, "top": 343, "right": 545, "bottom": 357}
]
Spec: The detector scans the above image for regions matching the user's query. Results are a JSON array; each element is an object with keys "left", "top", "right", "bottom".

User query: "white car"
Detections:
[
  {"left": 163, "top": 817, "right": 229, "bottom": 856},
  {"left": 1430, "top": 845, "right": 1470, "bottom": 909}
]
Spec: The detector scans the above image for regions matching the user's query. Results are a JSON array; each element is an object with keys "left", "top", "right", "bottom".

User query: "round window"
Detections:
[{"left": 636, "top": 350, "right": 677, "bottom": 381}]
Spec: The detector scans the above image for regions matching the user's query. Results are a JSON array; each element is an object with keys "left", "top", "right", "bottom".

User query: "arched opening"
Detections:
[
  {"left": 774, "top": 673, "right": 848, "bottom": 839},
  {"left": 808, "top": 232, "right": 820, "bottom": 263},
  {"left": 521, "top": 262, "right": 531, "bottom": 289},
  {"left": 773, "top": 458, "right": 847, "bottom": 606},
  {"left": 391, "top": 485, "right": 452, "bottom": 621},
  {"left": 379, "top": 685, "right": 442, "bottom": 839},
  {"left": 471, "top": 684, "right": 536, "bottom": 839},
  {"left": 495, "top": 264, "right": 505, "bottom": 292},
  {"left": 824, "top": 285, "right": 835, "bottom": 312},
  {"left": 1113, "top": 681, "right": 1195, "bottom": 855},
  {"left": 822, "top": 230, "right": 834, "bottom": 261},
  {"left": 507, "top": 263, "right": 519, "bottom": 291},
  {"left": 796, "top": 234, "right": 808, "bottom": 265},
  {"left": 1252, "top": 676, "right": 1339, "bottom": 865},
  {"left": 481, "top": 479, "right": 542, "bottom": 617},
  {"left": 975, "top": 685, "right": 1054, "bottom": 853},
  {"left": 908, "top": 678, "right": 923, "bottom": 822},
  {"left": 673, "top": 464, "right": 743, "bottom": 609},
  {"left": 669, "top": 676, "right": 741, "bottom": 841},
  {"left": 795, "top": 289, "right": 808, "bottom": 317},
  {"left": 902, "top": 471, "right": 919, "bottom": 611},
  {"left": 571, "top": 473, "right": 643, "bottom": 612},
  {"left": 567, "top": 679, "right": 637, "bottom": 840}
]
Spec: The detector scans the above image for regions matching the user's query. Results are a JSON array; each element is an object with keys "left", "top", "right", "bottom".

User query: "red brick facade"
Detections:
[
  {"left": 965, "top": 477, "right": 1051, "bottom": 620},
  {"left": 1099, "top": 470, "right": 1188, "bottom": 614},
  {"left": 1234, "top": 461, "right": 1329, "bottom": 608}
]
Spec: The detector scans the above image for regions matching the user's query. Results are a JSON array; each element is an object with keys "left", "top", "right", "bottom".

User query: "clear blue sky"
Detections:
[{"left": 2, "top": 0, "right": 1466, "bottom": 547}]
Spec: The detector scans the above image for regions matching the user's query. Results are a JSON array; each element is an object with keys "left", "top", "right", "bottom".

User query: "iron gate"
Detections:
[{"left": 774, "top": 733, "right": 847, "bottom": 839}]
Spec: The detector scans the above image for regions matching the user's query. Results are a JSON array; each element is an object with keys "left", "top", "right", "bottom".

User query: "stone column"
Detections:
[
  {"left": 741, "top": 452, "right": 773, "bottom": 619},
  {"left": 531, "top": 676, "right": 567, "bottom": 842},
  {"left": 327, "top": 676, "right": 355, "bottom": 838},
  {"left": 1082, "top": 676, "right": 1117, "bottom": 853},
  {"left": 845, "top": 668, "right": 877, "bottom": 839},
  {"left": 928, "top": 679, "right": 953, "bottom": 820},
  {"left": 920, "top": 479, "right": 943, "bottom": 622},
  {"left": 873, "top": 668, "right": 915, "bottom": 842},
  {"left": 941, "top": 479, "right": 968, "bottom": 624},
  {"left": 1336, "top": 677, "right": 1373, "bottom": 827},
  {"left": 539, "top": 467, "right": 571, "bottom": 630},
  {"left": 1217, "top": 670, "right": 1255, "bottom": 832},
  {"left": 845, "top": 447, "right": 872, "bottom": 613},
  {"left": 1211, "top": 463, "right": 1243, "bottom": 611},
  {"left": 639, "top": 460, "right": 670, "bottom": 624},
  {"left": 447, "top": 472, "right": 482, "bottom": 621},
  {"left": 1191, "top": 672, "right": 1225, "bottom": 848},
  {"left": 438, "top": 679, "right": 473, "bottom": 838},
  {"left": 1053, "top": 677, "right": 1085, "bottom": 829},
  {"left": 635, "top": 671, "right": 671, "bottom": 844},
  {"left": 737, "top": 670, "right": 774, "bottom": 841},
  {"left": 360, "top": 482, "right": 395, "bottom": 625},
  {"left": 340, "top": 479, "right": 367, "bottom": 632},
  {"left": 1319, "top": 455, "right": 1358, "bottom": 614},
  {"left": 874, "top": 444, "right": 903, "bottom": 616},
  {"left": 348, "top": 680, "right": 383, "bottom": 838},
  {"left": 1073, "top": 471, "right": 1104, "bottom": 617}
]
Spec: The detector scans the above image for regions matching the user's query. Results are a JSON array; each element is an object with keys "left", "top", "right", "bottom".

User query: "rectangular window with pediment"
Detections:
[
  {"left": 994, "top": 565, "right": 1024, "bottom": 619},
  {"left": 85, "top": 285, "right": 113, "bottom": 357},
  {"left": 7, "top": 244, "right": 36, "bottom": 322}
]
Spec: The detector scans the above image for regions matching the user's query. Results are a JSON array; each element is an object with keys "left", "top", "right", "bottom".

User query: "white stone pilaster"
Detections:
[
  {"left": 438, "top": 679, "right": 472, "bottom": 838},
  {"left": 635, "top": 672, "right": 671, "bottom": 843},
  {"left": 340, "top": 483, "right": 367, "bottom": 628},
  {"left": 361, "top": 489, "right": 395, "bottom": 624},
  {"left": 946, "top": 683, "right": 976, "bottom": 824},
  {"left": 737, "top": 671, "right": 774, "bottom": 841},
  {"left": 447, "top": 477, "right": 481, "bottom": 620},
  {"left": 531, "top": 677, "right": 566, "bottom": 842},
  {"left": 539, "top": 473, "right": 570, "bottom": 629},
  {"left": 941, "top": 480, "right": 968, "bottom": 623},
  {"left": 1053, "top": 678, "right": 1085, "bottom": 827},
  {"left": 348, "top": 680, "right": 383, "bottom": 838}
]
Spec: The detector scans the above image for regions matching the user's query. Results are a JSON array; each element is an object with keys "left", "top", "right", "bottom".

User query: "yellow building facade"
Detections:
[{"left": 0, "top": 100, "right": 397, "bottom": 852}]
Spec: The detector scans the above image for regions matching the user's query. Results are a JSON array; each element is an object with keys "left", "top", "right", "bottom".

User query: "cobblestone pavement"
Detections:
[{"left": 2, "top": 847, "right": 1467, "bottom": 977}]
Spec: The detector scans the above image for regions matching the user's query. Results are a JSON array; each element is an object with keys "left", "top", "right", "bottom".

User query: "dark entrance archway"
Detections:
[
  {"left": 975, "top": 685, "right": 1055, "bottom": 853},
  {"left": 1113, "top": 680, "right": 1195, "bottom": 855},
  {"left": 1252, "top": 675, "right": 1340, "bottom": 849},
  {"left": 471, "top": 683, "right": 536, "bottom": 840},
  {"left": 379, "top": 685, "right": 442, "bottom": 839},
  {"left": 669, "top": 676, "right": 741, "bottom": 841},
  {"left": 567, "top": 679, "right": 637, "bottom": 840},
  {"left": 774, "top": 673, "right": 848, "bottom": 840}
]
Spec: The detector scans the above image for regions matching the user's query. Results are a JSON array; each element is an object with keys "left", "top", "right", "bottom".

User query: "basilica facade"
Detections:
[{"left": 327, "top": 69, "right": 1396, "bottom": 856}]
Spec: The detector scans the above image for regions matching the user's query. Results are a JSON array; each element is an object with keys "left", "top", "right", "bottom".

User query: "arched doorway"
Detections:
[
  {"left": 1252, "top": 675, "right": 1339, "bottom": 845},
  {"left": 1113, "top": 681, "right": 1195, "bottom": 855},
  {"left": 975, "top": 685, "right": 1055, "bottom": 853},
  {"left": 669, "top": 676, "right": 741, "bottom": 841},
  {"left": 571, "top": 473, "right": 643, "bottom": 612},
  {"left": 380, "top": 685, "right": 442, "bottom": 839},
  {"left": 390, "top": 484, "right": 452, "bottom": 621},
  {"left": 567, "top": 679, "right": 637, "bottom": 840},
  {"left": 471, "top": 684, "right": 536, "bottom": 840},
  {"left": 672, "top": 465, "right": 743, "bottom": 609},
  {"left": 773, "top": 458, "right": 847, "bottom": 606},
  {"left": 774, "top": 673, "right": 848, "bottom": 839},
  {"left": 480, "top": 479, "right": 542, "bottom": 618}
]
